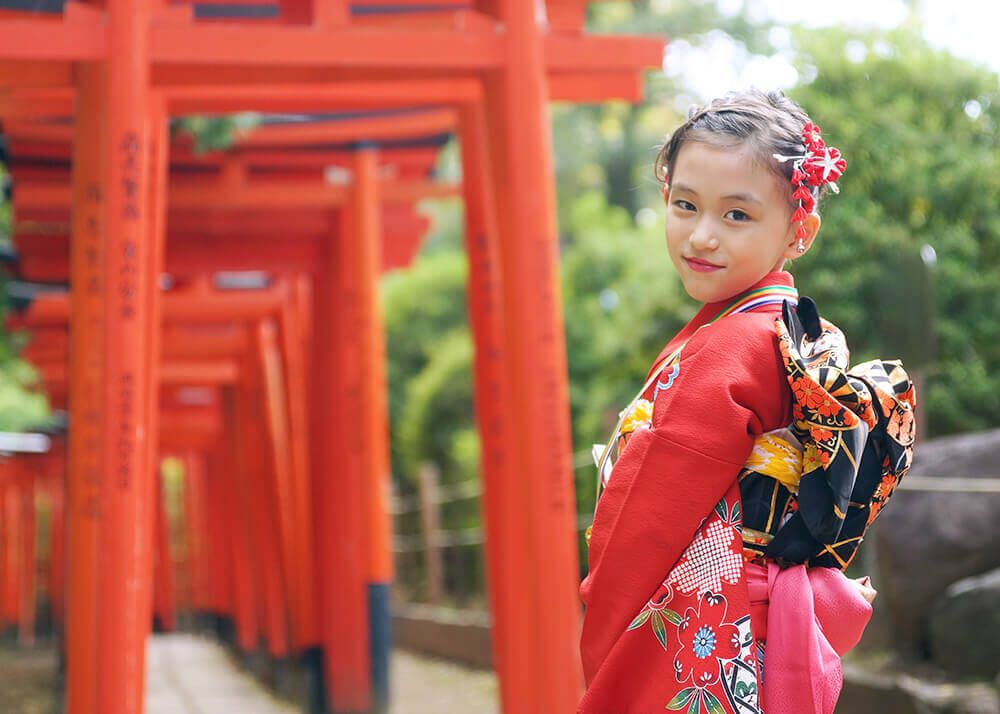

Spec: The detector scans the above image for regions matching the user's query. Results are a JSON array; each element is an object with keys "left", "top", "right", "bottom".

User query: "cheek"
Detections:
[
  {"left": 664, "top": 214, "right": 685, "bottom": 246},
  {"left": 664, "top": 228, "right": 683, "bottom": 259},
  {"left": 768, "top": 208, "right": 794, "bottom": 236}
]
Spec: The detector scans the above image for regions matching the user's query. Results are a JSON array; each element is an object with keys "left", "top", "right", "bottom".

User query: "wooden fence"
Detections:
[{"left": 391, "top": 455, "right": 1000, "bottom": 604}]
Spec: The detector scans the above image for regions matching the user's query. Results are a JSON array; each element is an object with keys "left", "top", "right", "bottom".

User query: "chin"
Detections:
[
  {"left": 689, "top": 280, "right": 756, "bottom": 305},
  {"left": 680, "top": 279, "right": 722, "bottom": 304}
]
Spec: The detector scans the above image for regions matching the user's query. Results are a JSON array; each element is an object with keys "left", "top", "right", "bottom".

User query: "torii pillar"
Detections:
[
  {"left": 476, "top": 0, "right": 584, "bottom": 711},
  {"left": 313, "top": 144, "right": 392, "bottom": 713},
  {"left": 65, "top": 61, "right": 105, "bottom": 714},
  {"left": 64, "top": 1, "right": 167, "bottom": 712}
]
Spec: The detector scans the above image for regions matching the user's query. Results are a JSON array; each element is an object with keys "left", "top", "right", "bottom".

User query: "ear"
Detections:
[{"left": 784, "top": 212, "right": 821, "bottom": 260}]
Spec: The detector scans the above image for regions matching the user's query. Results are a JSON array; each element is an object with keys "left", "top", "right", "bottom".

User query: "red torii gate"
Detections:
[
  {"left": 6, "top": 108, "right": 462, "bottom": 687},
  {"left": 20, "top": 341, "right": 226, "bottom": 636},
  {"left": 0, "top": 446, "right": 64, "bottom": 647},
  {"left": 0, "top": 2, "right": 663, "bottom": 713},
  {"left": 5, "top": 114, "right": 457, "bottom": 279},
  {"left": 6, "top": 111, "right": 460, "bottom": 711},
  {"left": 14, "top": 266, "right": 394, "bottom": 670}
]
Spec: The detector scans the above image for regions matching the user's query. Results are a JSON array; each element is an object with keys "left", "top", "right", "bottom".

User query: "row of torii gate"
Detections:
[{"left": 0, "top": 1, "right": 663, "bottom": 712}]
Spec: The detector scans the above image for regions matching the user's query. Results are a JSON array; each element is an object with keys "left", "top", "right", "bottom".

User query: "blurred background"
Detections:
[
  {"left": 1, "top": 0, "right": 999, "bottom": 712},
  {"left": 387, "top": 0, "right": 996, "bottom": 592},
  {"left": 384, "top": 0, "right": 1000, "bottom": 710}
]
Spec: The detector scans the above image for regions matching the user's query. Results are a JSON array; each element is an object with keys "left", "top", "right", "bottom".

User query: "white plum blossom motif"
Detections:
[
  {"left": 667, "top": 519, "right": 743, "bottom": 597},
  {"left": 814, "top": 148, "right": 843, "bottom": 181}
]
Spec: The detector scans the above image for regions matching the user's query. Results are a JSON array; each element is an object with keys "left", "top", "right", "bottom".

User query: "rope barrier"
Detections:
[
  {"left": 391, "top": 460, "right": 1000, "bottom": 551},
  {"left": 896, "top": 475, "right": 1000, "bottom": 493}
]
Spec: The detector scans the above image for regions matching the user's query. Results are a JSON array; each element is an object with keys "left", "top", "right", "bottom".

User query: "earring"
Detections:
[{"left": 796, "top": 238, "right": 806, "bottom": 254}]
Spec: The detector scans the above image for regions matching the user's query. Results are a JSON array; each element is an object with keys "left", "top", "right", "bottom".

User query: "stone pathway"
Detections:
[
  {"left": 145, "top": 634, "right": 499, "bottom": 714},
  {"left": 389, "top": 649, "right": 498, "bottom": 714},
  {"left": 146, "top": 634, "right": 299, "bottom": 714}
]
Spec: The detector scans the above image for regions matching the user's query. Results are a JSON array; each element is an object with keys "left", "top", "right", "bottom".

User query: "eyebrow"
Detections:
[{"left": 670, "top": 183, "right": 763, "bottom": 205}]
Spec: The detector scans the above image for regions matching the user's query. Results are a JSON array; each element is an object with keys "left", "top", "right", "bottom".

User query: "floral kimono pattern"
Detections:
[
  {"left": 627, "top": 491, "right": 763, "bottom": 714},
  {"left": 579, "top": 282, "right": 916, "bottom": 714}
]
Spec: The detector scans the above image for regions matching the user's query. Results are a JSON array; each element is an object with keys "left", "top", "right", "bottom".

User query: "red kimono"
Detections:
[
  {"left": 579, "top": 270, "right": 916, "bottom": 714},
  {"left": 580, "top": 272, "right": 794, "bottom": 714}
]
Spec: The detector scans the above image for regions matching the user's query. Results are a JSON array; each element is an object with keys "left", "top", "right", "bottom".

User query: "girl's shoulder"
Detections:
[
  {"left": 646, "top": 308, "right": 795, "bottom": 450},
  {"left": 682, "top": 309, "right": 786, "bottom": 366}
]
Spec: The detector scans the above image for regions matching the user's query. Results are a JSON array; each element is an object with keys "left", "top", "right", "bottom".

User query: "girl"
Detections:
[{"left": 579, "top": 89, "right": 916, "bottom": 714}]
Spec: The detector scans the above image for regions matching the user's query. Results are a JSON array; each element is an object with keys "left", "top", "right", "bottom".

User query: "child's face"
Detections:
[{"left": 665, "top": 141, "right": 803, "bottom": 304}]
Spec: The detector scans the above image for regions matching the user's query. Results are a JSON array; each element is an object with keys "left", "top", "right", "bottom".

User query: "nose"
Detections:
[{"left": 689, "top": 217, "right": 719, "bottom": 252}]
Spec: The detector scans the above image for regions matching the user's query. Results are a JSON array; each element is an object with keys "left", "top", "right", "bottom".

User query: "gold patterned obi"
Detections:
[
  {"left": 738, "top": 428, "right": 804, "bottom": 564},
  {"left": 739, "top": 298, "right": 916, "bottom": 570}
]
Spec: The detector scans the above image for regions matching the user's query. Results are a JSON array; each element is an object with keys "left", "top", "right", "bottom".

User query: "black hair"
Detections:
[{"left": 655, "top": 88, "right": 824, "bottom": 210}]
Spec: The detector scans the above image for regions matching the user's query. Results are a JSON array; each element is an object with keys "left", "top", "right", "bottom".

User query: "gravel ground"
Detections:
[{"left": 0, "top": 645, "right": 60, "bottom": 714}]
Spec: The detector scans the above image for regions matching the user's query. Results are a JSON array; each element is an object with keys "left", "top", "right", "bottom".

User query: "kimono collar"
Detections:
[
  {"left": 647, "top": 271, "right": 799, "bottom": 383},
  {"left": 695, "top": 271, "right": 798, "bottom": 327}
]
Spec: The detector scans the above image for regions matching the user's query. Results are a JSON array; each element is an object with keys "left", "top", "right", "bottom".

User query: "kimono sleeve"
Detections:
[{"left": 579, "top": 314, "right": 790, "bottom": 687}]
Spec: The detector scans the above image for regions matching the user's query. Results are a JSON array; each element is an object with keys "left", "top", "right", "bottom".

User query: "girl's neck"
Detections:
[
  {"left": 650, "top": 271, "right": 796, "bottom": 379},
  {"left": 699, "top": 270, "right": 795, "bottom": 314}
]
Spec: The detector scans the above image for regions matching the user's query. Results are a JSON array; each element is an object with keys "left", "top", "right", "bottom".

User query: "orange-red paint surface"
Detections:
[{"left": 0, "top": 3, "right": 662, "bottom": 712}]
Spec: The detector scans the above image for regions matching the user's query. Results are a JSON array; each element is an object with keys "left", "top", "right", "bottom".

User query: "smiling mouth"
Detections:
[{"left": 684, "top": 257, "right": 724, "bottom": 273}]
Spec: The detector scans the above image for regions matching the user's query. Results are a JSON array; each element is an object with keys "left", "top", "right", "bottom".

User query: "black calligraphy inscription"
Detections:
[
  {"left": 80, "top": 179, "right": 103, "bottom": 519},
  {"left": 533, "top": 236, "right": 569, "bottom": 514},
  {"left": 119, "top": 132, "right": 141, "bottom": 321},
  {"left": 118, "top": 372, "right": 134, "bottom": 490},
  {"left": 114, "top": 130, "right": 143, "bottom": 491},
  {"left": 466, "top": 232, "right": 509, "bottom": 481}
]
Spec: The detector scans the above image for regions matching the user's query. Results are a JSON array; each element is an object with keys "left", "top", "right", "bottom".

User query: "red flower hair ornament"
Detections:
[{"left": 773, "top": 121, "right": 847, "bottom": 245}]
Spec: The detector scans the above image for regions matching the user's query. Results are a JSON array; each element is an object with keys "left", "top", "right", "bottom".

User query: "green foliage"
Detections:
[
  {"left": 412, "top": 197, "right": 464, "bottom": 256},
  {"left": 0, "top": 161, "right": 51, "bottom": 433},
  {"left": 382, "top": 248, "right": 470, "bottom": 488},
  {"left": 171, "top": 113, "right": 260, "bottom": 154},
  {"left": 788, "top": 28, "right": 1000, "bottom": 434},
  {"left": 0, "top": 349, "right": 49, "bottom": 432},
  {"left": 396, "top": 328, "right": 473, "bottom": 486},
  {"left": 560, "top": 192, "right": 688, "bottom": 512},
  {"left": 383, "top": 241, "right": 483, "bottom": 601}
]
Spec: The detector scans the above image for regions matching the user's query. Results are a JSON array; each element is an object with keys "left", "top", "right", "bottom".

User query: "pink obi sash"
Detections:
[{"left": 745, "top": 562, "right": 874, "bottom": 714}]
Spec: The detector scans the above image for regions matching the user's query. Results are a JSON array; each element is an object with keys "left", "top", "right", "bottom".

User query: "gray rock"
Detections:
[
  {"left": 841, "top": 662, "right": 999, "bottom": 714},
  {"left": 839, "top": 663, "right": 920, "bottom": 714},
  {"left": 928, "top": 568, "right": 1000, "bottom": 680},
  {"left": 873, "top": 428, "right": 1000, "bottom": 654},
  {"left": 898, "top": 677, "right": 1000, "bottom": 714}
]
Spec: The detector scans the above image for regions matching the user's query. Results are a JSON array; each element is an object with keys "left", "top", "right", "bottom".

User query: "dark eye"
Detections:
[
  {"left": 726, "top": 209, "right": 750, "bottom": 222},
  {"left": 674, "top": 200, "right": 696, "bottom": 212}
]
